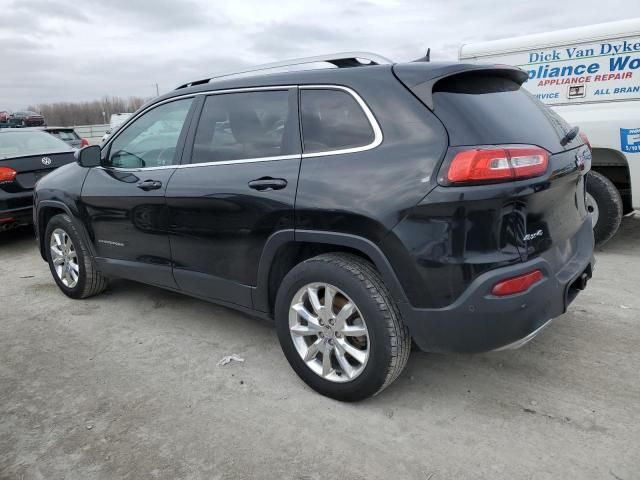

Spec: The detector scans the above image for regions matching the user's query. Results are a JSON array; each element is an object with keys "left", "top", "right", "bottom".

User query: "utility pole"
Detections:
[{"left": 154, "top": 83, "right": 159, "bottom": 96}]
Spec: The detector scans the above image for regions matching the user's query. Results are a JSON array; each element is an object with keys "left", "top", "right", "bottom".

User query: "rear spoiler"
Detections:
[{"left": 393, "top": 62, "right": 528, "bottom": 109}]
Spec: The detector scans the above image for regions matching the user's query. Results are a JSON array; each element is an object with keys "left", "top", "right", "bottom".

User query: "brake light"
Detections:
[
  {"left": 81, "top": 138, "right": 89, "bottom": 147},
  {"left": 447, "top": 146, "right": 549, "bottom": 183},
  {"left": 0, "top": 167, "right": 17, "bottom": 183},
  {"left": 579, "top": 132, "right": 591, "bottom": 150},
  {"left": 491, "top": 269, "right": 544, "bottom": 296}
]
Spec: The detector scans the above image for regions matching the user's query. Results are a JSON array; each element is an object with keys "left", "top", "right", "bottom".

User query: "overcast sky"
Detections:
[{"left": 0, "top": 0, "right": 634, "bottom": 110}]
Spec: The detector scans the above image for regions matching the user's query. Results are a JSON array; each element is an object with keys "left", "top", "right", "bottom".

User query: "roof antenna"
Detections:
[{"left": 413, "top": 48, "right": 431, "bottom": 62}]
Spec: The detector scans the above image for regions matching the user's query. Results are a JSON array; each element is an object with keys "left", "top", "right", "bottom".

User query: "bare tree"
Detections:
[{"left": 26, "top": 96, "right": 148, "bottom": 126}]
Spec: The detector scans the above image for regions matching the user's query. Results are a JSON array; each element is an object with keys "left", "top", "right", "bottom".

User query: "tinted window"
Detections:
[
  {"left": 0, "top": 131, "right": 71, "bottom": 159},
  {"left": 300, "top": 89, "right": 375, "bottom": 154},
  {"left": 192, "top": 90, "right": 293, "bottom": 164},
  {"left": 108, "top": 98, "right": 193, "bottom": 169},
  {"left": 431, "top": 73, "right": 580, "bottom": 153}
]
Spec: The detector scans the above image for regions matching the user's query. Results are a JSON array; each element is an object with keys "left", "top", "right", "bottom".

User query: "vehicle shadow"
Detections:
[
  {"left": 104, "top": 274, "right": 571, "bottom": 408},
  {"left": 595, "top": 212, "right": 640, "bottom": 255},
  {"left": 21, "top": 214, "right": 638, "bottom": 406},
  {"left": 1, "top": 225, "right": 37, "bottom": 246}
]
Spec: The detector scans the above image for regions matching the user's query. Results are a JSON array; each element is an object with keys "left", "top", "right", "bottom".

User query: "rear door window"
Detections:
[
  {"left": 191, "top": 90, "right": 295, "bottom": 164},
  {"left": 300, "top": 89, "right": 375, "bottom": 154},
  {"left": 431, "top": 72, "right": 581, "bottom": 153}
]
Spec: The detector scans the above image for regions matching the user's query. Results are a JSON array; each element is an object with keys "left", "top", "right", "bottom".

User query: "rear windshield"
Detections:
[
  {"left": 0, "top": 131, "right": 72, "bottom": 159},
  {"left": 49, "top": 130, "right": 79, "bottom": 141},
  {"left": 432, "top": 73, "right": 580, "bottom": 153}
]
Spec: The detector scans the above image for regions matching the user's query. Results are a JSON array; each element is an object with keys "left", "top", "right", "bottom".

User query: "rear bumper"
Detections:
[
  {"left": 400, "top": 218, "right": 594, "bottom": 353},
  {"left": 1, "top": 190, "right": 34, "bottom": 225},
  {"left": 0, "top": 205, "right": 33, "bottom": 226}
]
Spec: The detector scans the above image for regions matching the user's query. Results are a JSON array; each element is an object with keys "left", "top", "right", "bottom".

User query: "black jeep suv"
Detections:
[{"left": 33, "top": 53, "right": 594, "bottom": 401}]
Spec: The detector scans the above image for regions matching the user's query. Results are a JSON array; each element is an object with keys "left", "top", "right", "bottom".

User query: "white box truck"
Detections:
[
  {"left": 460, "top": 18, "right": 640, "bottom": 245},
  {"left": 100, "top": 113, "right": 133, "bottom": 143}
]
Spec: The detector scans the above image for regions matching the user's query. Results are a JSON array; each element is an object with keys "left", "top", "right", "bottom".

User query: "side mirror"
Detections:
[{"left": 75, "top": 145, "right": 102, "bottom": 167}]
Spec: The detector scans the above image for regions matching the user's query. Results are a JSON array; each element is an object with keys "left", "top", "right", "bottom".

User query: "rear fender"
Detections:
[{"left": 253, "top": 230, "right": 408, "bottom": 313}]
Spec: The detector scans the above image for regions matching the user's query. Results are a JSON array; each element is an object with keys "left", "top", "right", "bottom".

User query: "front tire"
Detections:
[
  {"left": 586, "top": 171, "right": 622, "bottom": 246},
  {"left": 45, "top": 214, "right": 108, "bottom": 299},
  {"left": 275, "top": 253, "right": 411, "bottom": 401}
]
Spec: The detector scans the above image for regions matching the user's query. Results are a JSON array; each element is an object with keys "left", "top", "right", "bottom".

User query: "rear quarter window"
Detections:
[{"left": 300, "top": 89, "right": 375, "bottom": 154}]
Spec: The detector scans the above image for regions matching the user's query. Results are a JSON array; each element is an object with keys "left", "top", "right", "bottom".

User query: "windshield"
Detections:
[{"left": 0, "top": 131, "right": 72, "bottom": 159}]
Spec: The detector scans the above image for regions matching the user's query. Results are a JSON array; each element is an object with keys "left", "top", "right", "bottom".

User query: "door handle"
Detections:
[
  {"left": 137, "top": 179, "right": 163, "bottom": 191},
  {"left": 248, "top": 177, "right": 288, "bottom": 191}
]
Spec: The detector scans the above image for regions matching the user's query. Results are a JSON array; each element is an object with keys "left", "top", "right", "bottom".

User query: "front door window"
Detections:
[{"left": 108, "top": 98, "right": 193, "bottom": 169}]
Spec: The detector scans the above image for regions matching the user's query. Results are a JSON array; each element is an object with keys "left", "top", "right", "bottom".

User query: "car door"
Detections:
[
  {"left": 81, "top": 97, "right": 196, "bottom": 288},
  {"left": 166, "top": 88, "right": 300, "bottom": 308}
]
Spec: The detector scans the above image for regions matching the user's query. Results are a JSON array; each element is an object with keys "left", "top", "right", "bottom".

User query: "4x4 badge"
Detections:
[
  {"left": 575, "top": 150, "right": 591, "bottom": 171},
  {"left": 523, "top": 229, "right": 543, "bottom": 241}
]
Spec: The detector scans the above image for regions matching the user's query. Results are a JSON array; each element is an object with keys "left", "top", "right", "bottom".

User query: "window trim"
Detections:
[
  {"left": 101, "top": 84, "right": 382, "bottom": 172},
  {"left": 185, "top": 87, "right": 299, "bottom": 167},
  {"left": 299, "top": 85, "right": 383, "bottom": 158}
]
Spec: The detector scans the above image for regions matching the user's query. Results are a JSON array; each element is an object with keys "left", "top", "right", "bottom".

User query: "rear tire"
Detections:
[
  {"left": 274, "top": 253, "right": 411, "bottom": 402},
  {"left": 586, "top": 171, "right": 622, "bottom": 246},
  {"left": 45, "top": 214, "right": 108, "bottom": 299}
]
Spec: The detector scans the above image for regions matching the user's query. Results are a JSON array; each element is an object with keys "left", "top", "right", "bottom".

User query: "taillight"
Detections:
[
  {"left": 447, "top": 146, "right": 549, "bottom": 184},
  {"left": 81, "top": 138, "right": 89, "bottom": 147},
  {"left": 0, "top": 167, "right": 17, "bottom": 183},
  {"left": 579, "top": 132, "right": 591, "bottom": 150},
  {"left": 491, "top": 269, "right": 544, "bottom": 296}
]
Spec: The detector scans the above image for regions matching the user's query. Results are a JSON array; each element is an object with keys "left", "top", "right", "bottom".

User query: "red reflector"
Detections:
[
  {"left": 447, "top": 146, "right": 549, "bottom": 183},
  {"left": 81, "top": 138, "right": 89, "bottom": 147},
  {"left": 491, "top": 269, "right": 544, "bottom": 296},
  {"left": 0, "top": 166, "right": 17, "bottom": 182},
  {"left": 0, "top": 217, "right": 15, "bottom": 223}
]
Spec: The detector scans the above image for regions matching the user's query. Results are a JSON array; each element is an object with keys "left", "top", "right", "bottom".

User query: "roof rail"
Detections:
[{"left": 175, "top": 52, "right": 394, "bottom": 90}]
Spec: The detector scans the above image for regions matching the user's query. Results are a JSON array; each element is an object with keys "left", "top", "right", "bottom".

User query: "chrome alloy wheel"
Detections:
[
  {"left": 50, "top": 228, "right": 79, "bottom": 288},
  {"left": 289, "top": 283, "right": 370, "bottom": 383},
  {"left": 585, "top": 192, "right": 600, "bottom": 229}
]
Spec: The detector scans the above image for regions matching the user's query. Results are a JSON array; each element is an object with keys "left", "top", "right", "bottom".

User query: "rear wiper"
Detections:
[{"left": 560, "top": 126, "right": 579, "bottom": 146}]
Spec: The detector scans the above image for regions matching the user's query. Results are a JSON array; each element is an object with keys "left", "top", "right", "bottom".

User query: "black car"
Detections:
[
  {"left": 42, "top": 127, "right": 90, "bottom": 149},
  {"left": 20, "top": 126, "right": 90, "bottom": 149},
  {"left": 33, "top": 53, "right": 594, "bottom": 401},
  {"left": 9, "top": 111, "right": 46, "bottom": 127},
  {"left": 1, "top": 129, "right": 76, "bottom": 230}
]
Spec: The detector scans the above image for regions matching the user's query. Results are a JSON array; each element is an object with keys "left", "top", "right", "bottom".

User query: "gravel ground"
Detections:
[{"left": 1, "top": 215, "right": 639, "bottom": 480}]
